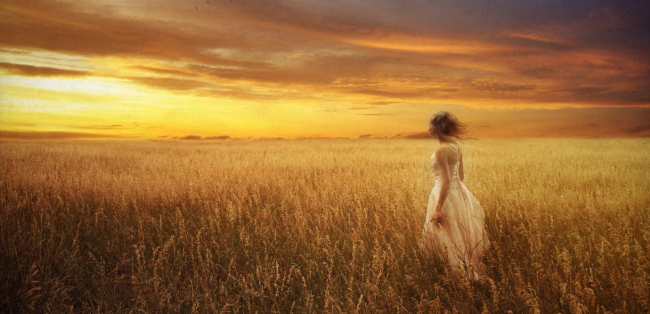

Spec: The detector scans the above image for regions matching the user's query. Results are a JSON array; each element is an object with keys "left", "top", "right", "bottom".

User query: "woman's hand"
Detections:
[{"left": 430, "top": 205, "right": 446, "bottom": 225}]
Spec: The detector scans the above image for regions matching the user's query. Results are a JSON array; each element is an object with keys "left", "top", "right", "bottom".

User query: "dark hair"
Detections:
[{"left": 429, "top": 111, "right": 466, "bottom": 142}]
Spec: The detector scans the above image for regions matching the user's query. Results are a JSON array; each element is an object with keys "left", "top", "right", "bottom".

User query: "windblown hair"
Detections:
[{"left": 429, "top": 111, "right": 466, "bottom": 143}]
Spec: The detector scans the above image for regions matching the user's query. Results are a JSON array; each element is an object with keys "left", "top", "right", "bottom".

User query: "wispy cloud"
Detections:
[
  {"left": 0, "top": 130, "right": 125, "bottom": 140},
  {"left": 0, "top": 62, "right": 91, "bottom": 77},
  {"left": 75, "top": 124, "right": 127, "bottom": 130},
  {"left": 367, "top": 101, "right": 398, "bottom": 106}
]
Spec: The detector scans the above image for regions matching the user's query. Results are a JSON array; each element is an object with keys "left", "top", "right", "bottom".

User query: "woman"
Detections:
[{"left": 420, "top": 111, "right": 489, "bottom": 281}]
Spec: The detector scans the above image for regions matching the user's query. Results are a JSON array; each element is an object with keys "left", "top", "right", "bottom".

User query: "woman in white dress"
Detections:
[{"left": 420, "top": 111, "right": 490, "bottom": 281}]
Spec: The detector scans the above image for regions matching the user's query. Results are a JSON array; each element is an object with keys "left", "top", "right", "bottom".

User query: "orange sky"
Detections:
[{"left": 0, "top": 0, "right": 648, "bottom": 139}]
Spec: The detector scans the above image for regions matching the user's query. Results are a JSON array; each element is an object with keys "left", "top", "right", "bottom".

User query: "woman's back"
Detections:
[{"left": 430, "top": 143, "right": 462, "bottom": 186}]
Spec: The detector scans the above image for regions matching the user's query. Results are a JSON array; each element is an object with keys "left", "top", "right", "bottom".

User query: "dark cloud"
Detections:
[
  {"left": 220, "top": 0, "right": 649, "bottom": 59},
  {"left": 132, "top": 66, "right": 194, "bottom": 77},
  {"left": 0, "top": 62, "right": 91, "bottom": 77},
  {"left": 398, "top": 132, "right": 431, "bottom": 139},
  {"left": 179, "top": 135, "right": 202, "bottom": 140},
  {"left": 349, "top": 88, "right": 431, "bottom": 99},
  {"left": 469, "top": 81, "right": 535, "bottom": 93},
  {"left": 367, "top": 101, "right": 398, "bottom": 105},
  {"left": 294, "top": 135, "right": 347, "bottom": 139},
  {"left": 547, "top": 88, "right": 650, "bottom": 105},
  {"left": 178, "top": 135, "right": 230, "bottom": 140},
  {"left": 519, "top": 67, "right": 557, "bottom": 79},
  {"left": 348, "top": 107, "right": 372, "bottom": 110},
  {"left": 460, "top": 106, "right": 650, "bottom": 138},
  {"left": 623, "top": 124, "right": 650, "bottom": 134}
]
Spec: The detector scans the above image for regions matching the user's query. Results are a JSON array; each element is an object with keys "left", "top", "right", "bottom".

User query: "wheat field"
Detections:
[{"left": 0, "top": 138, "right": 648, "bottom": 313}]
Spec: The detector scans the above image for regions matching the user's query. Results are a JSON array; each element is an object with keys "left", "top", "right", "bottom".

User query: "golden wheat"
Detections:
[{"left": 0, "top": 138, "right": 648, "bottom": 313}]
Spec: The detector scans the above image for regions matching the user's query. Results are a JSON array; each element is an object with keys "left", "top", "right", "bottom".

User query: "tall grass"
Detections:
[{"left": 1, "top": 139, "right": 648, "bottom": 313}]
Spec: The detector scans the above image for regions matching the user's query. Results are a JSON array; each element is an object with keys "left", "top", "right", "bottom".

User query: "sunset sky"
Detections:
[{"left": 0, "top": 0, "right": 648, "bottom": 139}]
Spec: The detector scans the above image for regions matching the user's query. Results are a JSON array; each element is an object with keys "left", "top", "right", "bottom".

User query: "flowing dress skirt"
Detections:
[{"left": 420, "top": 177, "right": 490, "bottom": 278}]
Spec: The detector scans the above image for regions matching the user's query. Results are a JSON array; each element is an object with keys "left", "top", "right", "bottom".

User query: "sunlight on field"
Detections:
[{"left": 1, "top": 139, "right": 648, "bottom": 312}]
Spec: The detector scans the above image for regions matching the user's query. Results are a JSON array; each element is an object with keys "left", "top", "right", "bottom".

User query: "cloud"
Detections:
[
  {"left": 348, "top": 88, "right": 432, "bottom": 99},
  {"left": 367, "top": 101, "right": 398, "bottom": 105},
  {"left": 179, "top": 135, "right": 202, "bottom": 140},
  {"left": 294, "top": 135, "right": 347, "bottom": 139},
  {"left": 348, "top": 107, "right": 372, "bottom": 110},
  {"left": 0, "top": 62, "right": 91, "bottom": 77},
  {"left": 0, "top": 130, "right": 124, "bottom": 140},
  {"left": 459, "top": 106, "right": 650, "bottom": 138},
  {"left": 74, "top": 124, "right": 127, "bottom": 130},
  {"left": 130, "top": 77, "right": 214, "bottom": 91},
  {"left": 469, "top": 81, "right": 535, "bottom": 93},
  {"left": 178, "top": 135, "right": 230, "bottom": 140},
  {"left": 398, "top": 132, "right": 431, "bottom": 139},
  {"left": 623, "top": 124, "right": 650, "bottom": 134},
  {"left": 132, "top": 66, "right": 194, "bottom": 77}
]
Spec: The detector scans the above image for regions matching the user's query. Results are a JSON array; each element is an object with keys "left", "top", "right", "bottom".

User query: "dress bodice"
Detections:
[{"left": 430, "top": 144, "right": 461, "bottom": 187}]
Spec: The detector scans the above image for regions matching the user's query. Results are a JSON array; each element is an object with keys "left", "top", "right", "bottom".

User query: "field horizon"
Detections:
[{"left": 1, "top": 138, "right": 648, "bottom": 312}]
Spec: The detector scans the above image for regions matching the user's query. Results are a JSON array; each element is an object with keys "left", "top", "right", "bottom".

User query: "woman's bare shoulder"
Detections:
[
  {"left": 434, "top": 145, "right": 454, "bottom": 158},
  {"left": 435, "top": 143, "right": 461, "bottom": 163}
]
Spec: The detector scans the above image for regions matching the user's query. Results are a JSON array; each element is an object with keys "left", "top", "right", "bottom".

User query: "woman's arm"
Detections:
[
  {"left": 431, "top": 148, "right": 451, "bottom": 223},
  {"left": 458, "top": 150, "right": 464, "bottom": 182}
]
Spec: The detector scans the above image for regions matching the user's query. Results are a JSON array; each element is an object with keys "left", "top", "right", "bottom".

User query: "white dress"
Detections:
[{"left": 420, "top": 143, "right": 490, "bottom": 279}]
